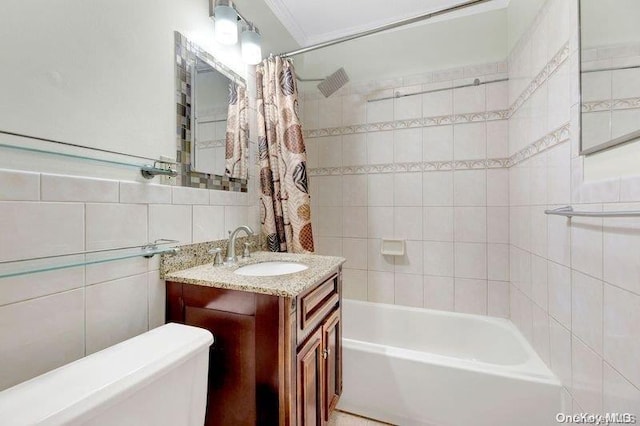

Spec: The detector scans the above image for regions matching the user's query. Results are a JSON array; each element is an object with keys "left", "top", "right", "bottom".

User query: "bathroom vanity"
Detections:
[{"left": 164, "top": 251, "right": 345, "bottom": 426}]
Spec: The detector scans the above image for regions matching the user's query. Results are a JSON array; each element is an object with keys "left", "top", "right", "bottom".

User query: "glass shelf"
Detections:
[
  {"left": 0, "top": 240, "right": 180, "bottom": 279},
  {"left": 0, "top": 129, "right": 177, "bottom": 179}
]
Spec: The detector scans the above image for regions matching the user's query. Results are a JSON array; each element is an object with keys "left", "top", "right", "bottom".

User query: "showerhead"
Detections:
[{"left": 317, "top": 67, "right": 350, "bottom": 97}]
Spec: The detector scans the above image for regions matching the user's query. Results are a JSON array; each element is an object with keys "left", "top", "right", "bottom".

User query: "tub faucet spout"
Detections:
[{"left": 226, "top": 225, "right": 254, "bottom": 264}]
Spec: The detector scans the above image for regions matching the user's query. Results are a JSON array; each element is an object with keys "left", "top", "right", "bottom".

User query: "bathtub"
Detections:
[{"left": 337, "top": 300, "right": 562, "bottom": 426}]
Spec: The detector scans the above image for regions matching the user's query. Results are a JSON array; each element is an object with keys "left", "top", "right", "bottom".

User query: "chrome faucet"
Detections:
[{"left": 226, "top": 225, "right": 254, "bottom": 264}]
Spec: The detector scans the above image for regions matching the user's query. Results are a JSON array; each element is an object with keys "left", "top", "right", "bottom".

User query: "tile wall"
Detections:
[
  {"left": 302, "top": 62, "right": 512, "bottom": 317},
  {"left": 507, "top": 0, "right": 640, "bottom": 416},
  {"left": 0, "top": 170, "right": 258, "bottom": 391}
]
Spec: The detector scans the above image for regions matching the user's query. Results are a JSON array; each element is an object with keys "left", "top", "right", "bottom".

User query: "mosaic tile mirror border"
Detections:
[{"left": 174, "top": 31, "right": 248, "bottom": 192}]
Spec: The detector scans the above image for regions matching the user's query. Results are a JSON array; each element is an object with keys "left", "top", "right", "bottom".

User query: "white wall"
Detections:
[
  {"left": 0, "top": 0, "right": 261, "bottom": 391},
  {"left": 304, "top": 61, "right": 511, "bottom": 318},
  {"left": 0, "top": 0, "right": 247, "bottom": 161},
  {"left": 507, "top": 0, "right": 640, "bottom": 414}
]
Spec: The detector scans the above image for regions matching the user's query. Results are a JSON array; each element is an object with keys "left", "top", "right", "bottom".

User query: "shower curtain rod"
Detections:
[{"left": 277, "top": 0, "right": 493, "bottom": 58}]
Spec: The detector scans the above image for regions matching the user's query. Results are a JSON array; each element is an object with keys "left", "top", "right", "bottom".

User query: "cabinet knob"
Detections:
[{"left": 322, "top": 349, "right": 329, "bottom": 359}]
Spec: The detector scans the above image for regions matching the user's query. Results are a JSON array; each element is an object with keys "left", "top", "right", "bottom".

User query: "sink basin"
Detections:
[{"left": 234, "top": 261, "right": 308, "bottom": 277}]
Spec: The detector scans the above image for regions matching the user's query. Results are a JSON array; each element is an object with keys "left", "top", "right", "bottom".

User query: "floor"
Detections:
[{"left": 329, "top": 410, "right": 392, "bottom": 425}]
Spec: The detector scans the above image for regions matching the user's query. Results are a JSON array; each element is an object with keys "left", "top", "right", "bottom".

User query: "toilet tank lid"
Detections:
[{"left": 0, "top": 323, "right": 213, "bottom": 425}]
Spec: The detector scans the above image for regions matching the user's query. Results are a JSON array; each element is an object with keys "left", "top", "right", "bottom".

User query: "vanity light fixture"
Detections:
[
  {"left": 212, "top": 0, "right": 238, "bottom": 45},
  {"left": 241, "top": 23, "right": 262, "bottom": 65},
  {"left": 210, "top": 0, "right": 262, "bottom": 64}
]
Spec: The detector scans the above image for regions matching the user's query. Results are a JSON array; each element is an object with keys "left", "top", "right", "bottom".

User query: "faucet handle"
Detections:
[
  {"left": 242, "top": 242, "right": 253, "bottom": 258},
  {"left": 208, "top": 247, "right": 223, "bottom": 266}
]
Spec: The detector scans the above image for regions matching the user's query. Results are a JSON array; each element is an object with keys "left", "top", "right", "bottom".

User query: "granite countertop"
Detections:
[{"left": 163, "top": 251, "right": 346, "bottom": 297}]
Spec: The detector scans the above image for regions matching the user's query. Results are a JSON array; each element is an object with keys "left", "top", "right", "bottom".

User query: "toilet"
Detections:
[{"left": 0, "top": 323, "right": 213, "bottom": 426}]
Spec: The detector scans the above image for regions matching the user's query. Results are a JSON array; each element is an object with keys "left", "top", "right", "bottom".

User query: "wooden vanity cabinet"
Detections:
[{"left": 166, "top": 268, "right": 342, "bottom": 426}]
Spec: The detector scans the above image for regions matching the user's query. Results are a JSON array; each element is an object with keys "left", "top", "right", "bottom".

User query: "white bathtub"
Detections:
[{"left": 337, "top": 300, "right": 562, "bottom": 426}]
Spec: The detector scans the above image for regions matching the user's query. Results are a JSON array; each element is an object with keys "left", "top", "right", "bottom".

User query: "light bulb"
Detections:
[
  {"left": 214, "top": 4, "right": 238, "bottom": 45},
  {"left": 241, "top": 26, "right": 262, "bottom": 65}
]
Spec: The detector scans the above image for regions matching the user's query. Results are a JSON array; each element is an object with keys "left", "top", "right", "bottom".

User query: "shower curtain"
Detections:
[
  {"left": 256, "top": 56, "right": 314, "bottom": 253},
  {"left": 225, "top": 82, "right": 248, "bottom": 179}
]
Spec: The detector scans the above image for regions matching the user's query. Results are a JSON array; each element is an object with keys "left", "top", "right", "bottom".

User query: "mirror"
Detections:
[
  {"left": 174, "top": 32, "right": 249, "bottom": 190},
  {"left": 580, "top": 0, "right": 640, "bottom": 155},
  {"left": 192, "top": 57, "right": 232, "bottom": 175}
]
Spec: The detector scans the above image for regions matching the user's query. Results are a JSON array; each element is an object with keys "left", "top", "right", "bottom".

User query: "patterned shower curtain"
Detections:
[
  {"left": 256, "top": 56, "right": 314, "bottom": 253},
  {"left": 225, "top": 82, "right": 248, "bottom": 179}
]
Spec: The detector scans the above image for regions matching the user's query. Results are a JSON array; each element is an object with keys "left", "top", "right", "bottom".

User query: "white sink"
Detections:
[{"left": 234, "top": 261, "right": 308, "bottom": 277}]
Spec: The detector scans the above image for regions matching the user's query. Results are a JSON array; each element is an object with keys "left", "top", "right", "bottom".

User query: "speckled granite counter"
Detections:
[{"left": 163, "top": 251, "right": 345, "bottom": 297}]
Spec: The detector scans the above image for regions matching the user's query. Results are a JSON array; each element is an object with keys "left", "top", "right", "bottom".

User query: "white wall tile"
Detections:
[
  {"left": 487, "top": 206, "right": 509, "bottom": 243},
  {"left": 0, "top": 289, "right": 84, "bottom": 391},
  {"left": 367, "top": 271, "right": 394, "bottom": 303},
  {"left": 367, "top": 132, "right": 394, "bottom": 164},
  {"left": 41, "top": 174, "right": 118, "bottom": 202},
  {"left": 316, "top": 176, "right": 343, "bottom": 206},
  {"left": 86, "top": 257, "right": 148, "bottom": 286},
  {"left": 486, "top": 169, "right": 508, "bottom": 206},
  {"left": 454, "top": 242, "right": 487, "bottom": 279},
  {"left": 454, "top": 85, "right": 486, "bottom": 114},
  {"left": 148, "top": 270, "right": 165, "bottom": 329},
  {"left": 571, "top": 337, "right": 603, "bottom": 414},
  {"left": 603, "top": 210, "right": 640, "bottom": 295},
  {"left": 603, "top": 362, "right": 640, "bottom": 415},
  {"left": 454, "top": 123, "right": 486, "bottom": 160},
  {"left": 315, "top": 206, "right": 343, "bottom": 238},
  {"left": 192, "top": 205, "right": 225, "bottom": 243},
  {"left": 342, "top": 134, "right": 367, "bottom": 166},
  {"left": 531, "top": 304, "right": 550, "bottom": 364},
  {"left": 572, "top": 271, "right": 603, "bottom": 355},
  {"left": 454, "top": 278, "right": 487, "bottom": 315},
  {"left": 549, "top": 318, "right": 573, "bottom": 391},
  {"left": 342, "top": 95, "right": 366, "bottom": 126},
  {"left": 342, "top": 206, "right": 367, "bottom": 238},
  {"left": 394, "top": 92, "right": 422, "bottom": 120},
  {"left": 423, "top": 206, "right": 453, "bottom": 241},
  {"left": 454, "top": 207, "right": 487, "bottom": 242},
  {"left": 342, "top": 268, "right": 367, "bottom": 301},
  {"left": 0, "top": 169, "right": 39, "bottom": 201},
  {"left": 367, "top": 207, "right": 393, "bottom": 238},
  {"left": 422, "top": 88, "right": 453, "bottom": 117},
  {"left": 424, "top": 276, "right": 454, "bottom": 311},
  {"left": 149, "top": 204, "right": 192, "bottom": 244},
  {"left": 85, "top": 273, "right": 148, "bottom": 354},
  {"left": 454, "top": 170, "right": 486, "bottom": 206},
  {"left": 393, "top": 129, "right": 422, "bottom": 163},
  {"left": 0, "top": 202, "right": 84, "bottom": 262},
  {"left": 394, "top": 173, "right": 422, "bottom": 206},
  {"left": 488, "top": 244, "right": 510, "bottom": 281},
  {"left": 367, "top": 239, "right": 395, "bottom": 272},
  {"left": 0, "top": 267, "right": 84, "bottom": 307},
  {"left": 486, "top": 121, "right": 509, "bottom": 159},
  {"left": 368, "top": 174, "right": 394, "bottom": 206},
  {"left": 342, "top": 174, "right": 367, "bottom": 206},
  {"left": 488, "top": 280, "right": 510, "bottom": 318},
  {"left": 604, "top": 284, "right": 640, "bottom": 389},
  {"left": 86, "top": 203, "right": 147, "bottom": 250},
  {"left": 367, "top": 99, "right": 394, "bottom": 123},
  {"left": 394, "top": 240, "right": 423, "bottom": 275},
  {"left": 424, "top": 241, "right": 454, "bottom": 277},
  {"left": 342, "top": 238, "right": 367, "bottom": 270},
  {"left": 119, "top": 181, "right": 171, "bottom": 204},
  {"left": 318, "top": 96, "right": 342, "bottom": 129},
  {"left": 423, "top": 125, "right": 453, "bottom": 162},
  {"left": 171, "top": 186, "right": 209, "bottom": 205},
  {"left": 548, "top": 261, "right": 572, "bottom": 329},
  {"left": 423, "top": 171, "right": 453, "bottom": 206},
  {"left": 317, "top": 136, "right": 343, "bottom": 168},
  {"left": 394, "top": 273, "right": 423, "bottom": 307},
  {"left": 394, "top": 207, "right": 422, "bottom": 240}
]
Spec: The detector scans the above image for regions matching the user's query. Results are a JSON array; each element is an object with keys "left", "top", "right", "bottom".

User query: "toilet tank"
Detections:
[{"left": 0, "top": 323, "right": 213, "bottom": 426}]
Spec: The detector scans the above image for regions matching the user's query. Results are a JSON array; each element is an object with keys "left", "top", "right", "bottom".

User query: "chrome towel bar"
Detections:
[{"left": 544, "top": 206, "right": 640, "bottom": 218}]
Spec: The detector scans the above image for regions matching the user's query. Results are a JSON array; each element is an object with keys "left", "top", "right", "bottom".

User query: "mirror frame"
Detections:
[
  {"left": 174, "top": 31, "right": 248, "bottom": 191},
  {"left": 578, "top": 0, "right": 640, "bottom": 156}
]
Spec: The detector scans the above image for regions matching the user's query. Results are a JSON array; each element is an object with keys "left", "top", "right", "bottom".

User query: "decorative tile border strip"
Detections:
[
  {"left": 507, "top": 42, "right": 570, "bottom": 117},
  {"left": 308, "top": 158, "right": 510, "bottom": 176},
  {"left": 302, "top": 42, "right": 569, "bottom": 140},
  {"left": 196, "top": 139, "right": 226, "bottom": 149},
  {"left": 507, "top": 123, "right": 571, "bottom": 167},
  {"left": 307, "top": 123, "right": 570, "bottom": 175},
  {"left": 303, "top": 110, "right": 509, "bottom": 138},
  {"left": 582, "top": 97, "right": 640, "bottom": 113}
]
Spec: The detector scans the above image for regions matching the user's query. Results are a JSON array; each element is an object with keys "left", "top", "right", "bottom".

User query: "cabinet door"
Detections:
[
  {"left": 322, "top": 309, "right": 341, "bottom": 421},
  {"left": 297, "top": 328, "right": 324, "bottom": 426}
]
